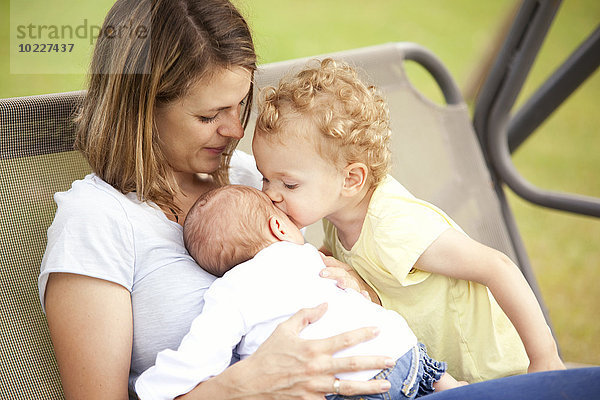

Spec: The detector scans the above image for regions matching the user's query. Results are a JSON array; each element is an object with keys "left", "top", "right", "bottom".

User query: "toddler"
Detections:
[
  {"left": 135, "top": 185, "right": 464, "bottom": 400},
  {"left": 251, "top": 58, "right": 564, "bottom": 382}
]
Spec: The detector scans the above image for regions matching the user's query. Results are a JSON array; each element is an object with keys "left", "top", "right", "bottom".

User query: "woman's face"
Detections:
[{"left": 155, "top": 66, "right": 252, "bottom": 177}]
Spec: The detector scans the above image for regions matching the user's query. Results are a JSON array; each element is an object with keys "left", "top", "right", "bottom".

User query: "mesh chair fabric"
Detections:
[{"left": 1, "top": 92, "right": 89, "bottom": 399}]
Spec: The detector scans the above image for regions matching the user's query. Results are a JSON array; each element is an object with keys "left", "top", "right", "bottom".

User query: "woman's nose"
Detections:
[{"left": 218, "top": 110, "right": 244, "bottom": 139}]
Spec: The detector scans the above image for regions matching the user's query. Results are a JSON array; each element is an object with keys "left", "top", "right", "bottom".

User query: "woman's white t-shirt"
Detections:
[{"left": 38, "top": 150, "right": 262, "bottom": 389}]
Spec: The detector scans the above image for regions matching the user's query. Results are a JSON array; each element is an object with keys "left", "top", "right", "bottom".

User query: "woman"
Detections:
[{"left": 39, "top": 0, "right": 392, "bottom": 398}]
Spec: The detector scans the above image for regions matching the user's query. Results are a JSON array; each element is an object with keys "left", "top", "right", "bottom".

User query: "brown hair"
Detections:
[
  {"left": 75, "top": 0, "right": 256, "bottom": 214},
  {"left": 184, "top": 185, "right": 279, "bottom": 277},
  {"left": 255, "top": 58, "right": 391, "bottom": 187}
]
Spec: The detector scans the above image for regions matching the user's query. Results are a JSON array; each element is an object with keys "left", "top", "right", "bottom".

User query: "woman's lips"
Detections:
[{"left": 205, "top": 146, "right": 226, "bottom": 155}]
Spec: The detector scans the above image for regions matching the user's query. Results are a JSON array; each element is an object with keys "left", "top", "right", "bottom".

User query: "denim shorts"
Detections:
[{"left": 326, "top": 343, "right": 447, "bottom": 400}]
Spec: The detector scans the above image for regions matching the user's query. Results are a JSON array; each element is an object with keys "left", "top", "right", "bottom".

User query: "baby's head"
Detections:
[
  {"left": 252, "top": 58, "right": 391, "bottom": 227},
  {"left": 183, "top": 185, "right": 304, "bottom": 277}
]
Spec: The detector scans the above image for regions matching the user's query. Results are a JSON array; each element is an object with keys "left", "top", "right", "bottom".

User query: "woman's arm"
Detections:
[
  {"left": 45, "top": 273, "right": 133, "bottom": 399},
  {"left": 47, "top": 276, "right": 391, "bottom": 400},
  {"left": 415, "top": 229, "right": 565, "bottom": 373},
  {"left": 178, "top": 304, "right": 394, "bottom": 400}
]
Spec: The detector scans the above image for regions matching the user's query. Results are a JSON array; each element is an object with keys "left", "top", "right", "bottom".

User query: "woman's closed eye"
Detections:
[
  {"left": 198, "top": 99, "right": 245, "bottom": 124},
  {"left": 198, "top": 114, "right": 218, "bottom": 124}
]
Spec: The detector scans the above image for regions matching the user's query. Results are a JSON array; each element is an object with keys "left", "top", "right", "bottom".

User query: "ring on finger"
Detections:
[{"left": 333, "top": 378, "right": 341, "bottom": 394}]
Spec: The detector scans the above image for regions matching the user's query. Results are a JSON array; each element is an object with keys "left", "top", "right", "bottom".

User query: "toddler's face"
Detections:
[{"left": 252, "top": 130, "right": 345, "bottom": 229}]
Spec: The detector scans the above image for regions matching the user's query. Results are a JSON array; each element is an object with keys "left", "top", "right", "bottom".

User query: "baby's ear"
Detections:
[
  {"left": 342, "top": 163, "right": 368, "bottom": 196},
  {"left": 268, "top": 215, "right": 288, "bottom": 241}
]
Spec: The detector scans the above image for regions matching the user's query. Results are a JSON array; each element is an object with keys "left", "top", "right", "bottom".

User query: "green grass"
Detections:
[{"left": 1, "top": 0, "right": 598, "bottom": 364}]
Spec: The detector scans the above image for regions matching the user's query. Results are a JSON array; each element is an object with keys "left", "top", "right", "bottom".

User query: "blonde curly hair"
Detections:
[{"left": 255, "top": 58, "right": 391, "bottom": 187}]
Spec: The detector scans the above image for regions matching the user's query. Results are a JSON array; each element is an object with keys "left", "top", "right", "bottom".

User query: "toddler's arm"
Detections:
[
  {"left": 319, "top": 252, "right": 381, "bottom": 305},
  {"left": 415, "top": 229, "right": 565, "bottom": 373}
]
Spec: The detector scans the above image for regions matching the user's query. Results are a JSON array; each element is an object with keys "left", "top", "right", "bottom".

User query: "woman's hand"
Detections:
[
  {"left": 319, "top": 254, "right": 381, "bottom": 305},
  {"left": 182, "top": 304, "right": 394, "bottom": 399}
]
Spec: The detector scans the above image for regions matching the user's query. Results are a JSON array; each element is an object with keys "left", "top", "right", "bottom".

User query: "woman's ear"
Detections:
[
  {"left": 342, "top": 163, "right": 368, "bottom": 197},
  {"left": 268, "top": 215, "right": 288, "bottom": 241}
]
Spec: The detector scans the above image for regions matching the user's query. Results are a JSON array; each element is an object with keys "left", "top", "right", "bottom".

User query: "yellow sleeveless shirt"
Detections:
[{"left": 323, "top": 175, "right": 528, "bottom": 382}]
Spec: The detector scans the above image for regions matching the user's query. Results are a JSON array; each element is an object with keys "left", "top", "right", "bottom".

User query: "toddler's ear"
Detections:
[
  {"left": 342, "top": 163, "right": 368, "bottom": 196},
  {"left": 268, "top": 215, "right": 288, "bottom": 241}
]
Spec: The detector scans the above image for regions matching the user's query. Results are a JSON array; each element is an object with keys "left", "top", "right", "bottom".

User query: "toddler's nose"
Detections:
[{"left": 264, "top": 187, "right": 283, "bottom": 203}]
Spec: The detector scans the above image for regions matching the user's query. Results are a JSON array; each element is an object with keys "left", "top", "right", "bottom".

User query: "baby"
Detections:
[{"left": 135, "top": 185, "right": 464, "bottom": 400}]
